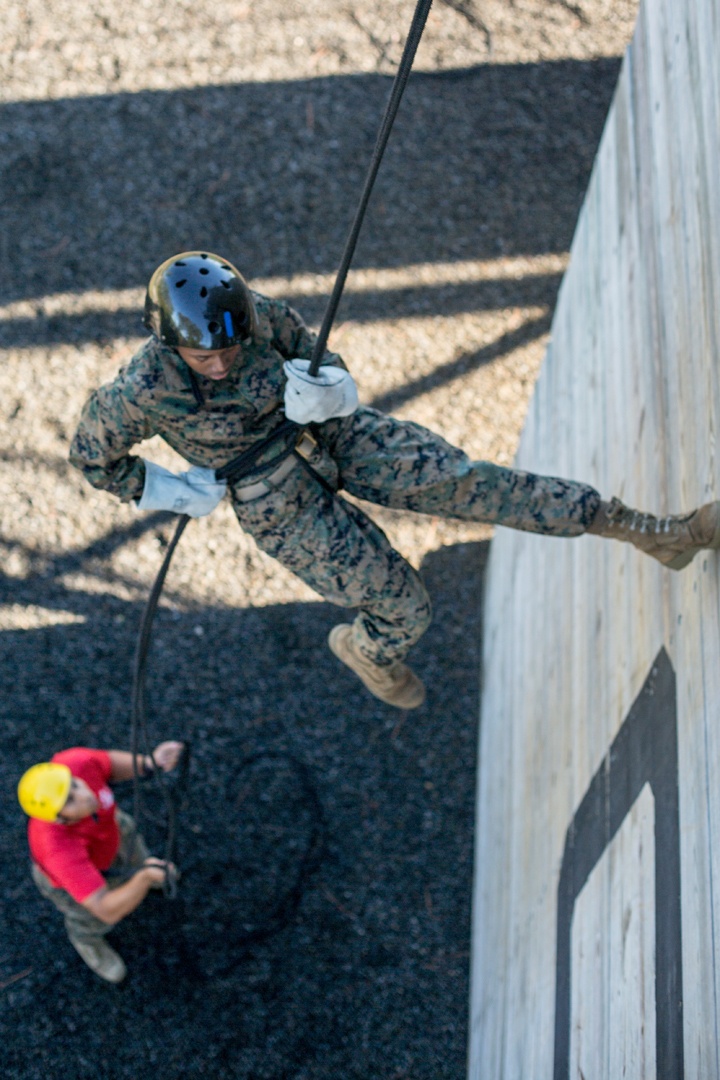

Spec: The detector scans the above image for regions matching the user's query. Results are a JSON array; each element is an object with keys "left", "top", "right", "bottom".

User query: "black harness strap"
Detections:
[{"left": 215, "top": 417, "right": 298, "bottom": 484}]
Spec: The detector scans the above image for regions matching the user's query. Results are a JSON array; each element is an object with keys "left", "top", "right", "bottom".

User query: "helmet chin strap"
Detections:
[{"left": 187, "top": 367, "right": 206, "bottom": 409}]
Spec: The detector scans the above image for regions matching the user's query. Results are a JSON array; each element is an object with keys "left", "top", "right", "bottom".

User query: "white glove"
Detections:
[
  {"left": 137, "top": 461, "right": 227, "bottom": 517},
  {"left": 283, "top": 359, "right": 359, "bottom": 425}
]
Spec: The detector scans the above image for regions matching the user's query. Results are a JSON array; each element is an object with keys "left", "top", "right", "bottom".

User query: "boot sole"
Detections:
[{"left": 664, "top": 550, "right": 699, "bottom": 571}]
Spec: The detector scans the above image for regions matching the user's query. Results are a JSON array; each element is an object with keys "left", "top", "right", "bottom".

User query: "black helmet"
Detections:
[{"left": 143, "top": 251, "right": 257, "bottom": 350}]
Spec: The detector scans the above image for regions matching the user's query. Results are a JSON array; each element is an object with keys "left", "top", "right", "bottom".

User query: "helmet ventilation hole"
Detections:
[
  {"left": 200, "top": 286, "right": 208, "bottom": 297},
  {"left": 175, "top": 279, "right": 187, "bottom": 288},
  {"left": 199, "top": 267, "right": 210, "bottom": 275},
  {"left": 208, "top": 321, "right": 220, "bottom": 333},
  {"left": 220, "top": 279, "right": 231, "bottom": 289}
]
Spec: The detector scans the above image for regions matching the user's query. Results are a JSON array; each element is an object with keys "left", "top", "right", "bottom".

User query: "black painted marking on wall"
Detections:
[{"left": 553, "top": 647, "right": 683, "bottom": 1078}]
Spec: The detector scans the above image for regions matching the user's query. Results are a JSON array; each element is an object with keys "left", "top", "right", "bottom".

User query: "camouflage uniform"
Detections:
[{"left": 70, "top": 291, "right": 600, "bottom": 664}]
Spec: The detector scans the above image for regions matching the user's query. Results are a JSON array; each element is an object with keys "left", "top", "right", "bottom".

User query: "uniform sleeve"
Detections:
[
  {"left": 266, "top": 297, "right": 347, "bottom": 370},
  {"left": 69, "top": 376, "right": 156, "bottom": 502}
]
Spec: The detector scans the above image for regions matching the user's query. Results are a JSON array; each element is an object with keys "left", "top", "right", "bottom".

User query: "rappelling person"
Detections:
[
  {"left": 17, "top": 741, "right": 183, "bottom": 983},
  {"left": 69, "top": 251, "right": 720, "bottom": 710}
]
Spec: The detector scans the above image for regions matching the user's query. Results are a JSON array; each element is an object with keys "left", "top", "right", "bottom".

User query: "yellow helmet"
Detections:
[{"left": 17, "top": 762, "right": 72, "bottom": 822}]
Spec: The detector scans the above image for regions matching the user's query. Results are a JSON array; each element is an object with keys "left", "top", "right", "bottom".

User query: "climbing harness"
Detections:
[{"left": 129, "top": 0, "right": 435, "bottom": 898}]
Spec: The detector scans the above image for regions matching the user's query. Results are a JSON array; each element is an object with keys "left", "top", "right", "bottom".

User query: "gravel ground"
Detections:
[{"left": 1, "top": 2, "right": 637, "bottom": 1077}]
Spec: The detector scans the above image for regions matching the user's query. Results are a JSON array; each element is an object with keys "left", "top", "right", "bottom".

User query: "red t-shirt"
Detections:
[{"left": 28, "top": 748, "right": 120, "bottom": 903}]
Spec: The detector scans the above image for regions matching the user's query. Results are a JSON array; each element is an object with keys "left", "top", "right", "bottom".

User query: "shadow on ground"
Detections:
[
  {"left": 1, "top": 58, "right": 620, "bottom": 324},
  {"left": 0, "top": 535, "right": 488, "bottom": 1080}
]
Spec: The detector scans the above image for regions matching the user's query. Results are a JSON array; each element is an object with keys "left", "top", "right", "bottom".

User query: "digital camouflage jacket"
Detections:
[{"left": 69, "top": 292, "right": 343, "bottom": 502}]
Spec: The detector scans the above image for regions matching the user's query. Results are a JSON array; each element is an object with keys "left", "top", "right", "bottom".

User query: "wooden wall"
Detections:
[{"left": 468, "top": 0, "right": 720, "bottom": 1076}]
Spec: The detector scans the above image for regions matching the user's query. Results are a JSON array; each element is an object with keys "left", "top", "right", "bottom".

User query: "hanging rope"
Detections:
[
  {"left": 309, "top": 0, "right": 434, "bottom": 373},
  {"left": 129, "top": 0, "right": 435, "bottom": 898},
  {"left": 130, "top": 514, "right": 189, "bottom": 898}
]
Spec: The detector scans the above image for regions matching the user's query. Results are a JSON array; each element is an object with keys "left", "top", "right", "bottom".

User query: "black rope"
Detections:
[
  {"left": 188, "top": 368, "right": 206, "bottom": 409},
  {"left": 308, "top": 0, "right": 434, "bottom": 374},
  {"left": 130, "top": 514, "right": 189, "bottom": 898},
  {"left": 215, "top": 417, "right": 299, "bottom": 484},
  {"left": 164, "top": 750, "right": 326, "bottom": 981}
]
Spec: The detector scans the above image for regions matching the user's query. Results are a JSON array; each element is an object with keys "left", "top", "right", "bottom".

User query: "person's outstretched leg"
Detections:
[
  {"left": 323, "top": 408, "right": 720, "bottom": 568},
  {"left": 323, "top": 407, "right": 599, "bottom": 533}
]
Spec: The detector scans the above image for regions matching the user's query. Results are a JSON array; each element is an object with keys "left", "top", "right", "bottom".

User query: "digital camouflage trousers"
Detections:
[{"left": 230, "top": 407, "right": 600, "bottom": 665}]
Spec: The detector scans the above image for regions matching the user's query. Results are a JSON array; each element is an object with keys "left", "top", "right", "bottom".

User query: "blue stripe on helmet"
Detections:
[{"left": 223, "top": 310, "right": 234, "bottom": 336}]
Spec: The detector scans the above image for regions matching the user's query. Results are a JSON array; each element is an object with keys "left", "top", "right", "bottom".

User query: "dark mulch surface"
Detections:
[{"left": 1, "top": 540, "right": 486, "bottom": 1080}]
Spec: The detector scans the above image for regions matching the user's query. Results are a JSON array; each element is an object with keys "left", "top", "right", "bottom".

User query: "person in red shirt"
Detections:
[{"left": 18, "top": 742, "right": 183, "bottom": 983}]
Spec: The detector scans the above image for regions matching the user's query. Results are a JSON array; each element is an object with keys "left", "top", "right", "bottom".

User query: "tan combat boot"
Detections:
[
  {"left": 586, "top": 497, "right": 720, "bottom": 570},
  {"left": 328, "top": 624, "right": 426, "bottom": 709},
  {"left": 70, "top": 937, "right": 127, "bottom": 983}
]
